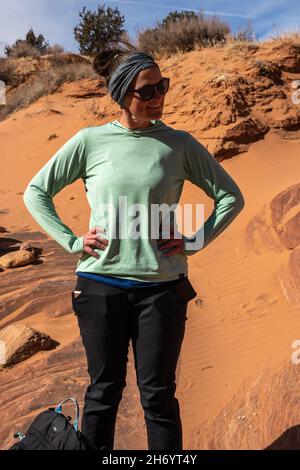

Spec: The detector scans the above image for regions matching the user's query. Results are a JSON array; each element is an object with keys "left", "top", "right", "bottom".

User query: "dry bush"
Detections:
[
  {"left": 6, "top": 41, "right": 41, "bottom": 59},
  {"left": 137, "top": 14, "right": 230, "bottom": 58},
  {"left": 0, "top": 61, "right": 98, "bottom": 120},
  {"left": 50, "top": 62, "right": 98, "bottom": 82},
  {"left": 46, "top": 52, "right": 91, "bottom": 67},
  {"left": 265, "top": 30, "right": 300, "bottom": 50},
  {"left": 223, "top": 35, "right": 259, "bottom": 57},
  {"left": 232, "top": 22, "right": 256, "bottom": 42},
  {"left": 0, "top": 59, "right": 20, "bottom": 86},
  {"left": 45, "top": 43, "right": 65, "bottom": 55}
]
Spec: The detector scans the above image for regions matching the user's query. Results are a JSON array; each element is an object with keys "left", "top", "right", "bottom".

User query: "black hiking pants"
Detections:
[{"left": 71, "top": 275, "right": 197, "bottom": 450}]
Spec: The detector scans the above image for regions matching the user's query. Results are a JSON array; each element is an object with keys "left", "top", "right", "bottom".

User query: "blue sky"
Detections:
[{"left": 0, "top": 0, "right": 299, "bottom": 57}]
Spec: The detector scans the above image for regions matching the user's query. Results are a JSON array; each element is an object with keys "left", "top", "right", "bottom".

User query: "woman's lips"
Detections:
[{"left": 147, "top": 104, "right": 162, "bottom": 109}]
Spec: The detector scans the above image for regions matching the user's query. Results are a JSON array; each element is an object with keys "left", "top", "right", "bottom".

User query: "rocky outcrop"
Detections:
[
  {"left": 245, "top": 183, "right": 300, "bottom": 307},
  {"left": 270, "top": 183, "right": 300, "bottom": 250},
  {"left": 189, "top": 55, "right": 300, "bottom": 160},
  {"left": 0, "top": 323, "right": 59, "bottom": 367},
  {"left": 160, "top": 40, "right": 300, "bottom": 160}
]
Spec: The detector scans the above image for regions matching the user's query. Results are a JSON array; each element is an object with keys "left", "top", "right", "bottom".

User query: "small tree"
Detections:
[
  {"left": 25, "top": 28, "right": 49, "bottom": 54},
  {"left": 74, "top": 4, "right": 126, "bottom": 56}
]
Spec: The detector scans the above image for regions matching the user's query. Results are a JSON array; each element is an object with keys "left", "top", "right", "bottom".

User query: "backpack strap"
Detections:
[{"left": 54, "top": 397, "right": 79, "bottom": 431}]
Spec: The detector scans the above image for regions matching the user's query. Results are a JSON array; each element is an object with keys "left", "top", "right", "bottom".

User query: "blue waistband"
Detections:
[{"left": 76, "top": 272, "right": 185, "bottom": 289}]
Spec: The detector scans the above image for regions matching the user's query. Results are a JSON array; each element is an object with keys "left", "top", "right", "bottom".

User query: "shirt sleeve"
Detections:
[
  {"left": 23, "top": 129, "right": 86, "bottom": 254},
  {"left": 181, "top": 132, "right": 245, "bottom": 256}
]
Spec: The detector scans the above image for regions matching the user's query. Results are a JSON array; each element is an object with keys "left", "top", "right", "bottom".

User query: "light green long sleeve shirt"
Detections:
[{"left": 23, "top": 119, "right": 245, "bottom": 282}]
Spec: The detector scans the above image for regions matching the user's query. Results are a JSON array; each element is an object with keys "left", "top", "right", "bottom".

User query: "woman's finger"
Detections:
[
  {"left": 160, "top": 238, "right": 184, "bottom": 256},
  {"left": 84, "top": 229, "right": 109, "bottom": 250},
  {"left": 163, "top": 243, "right": 183, "bottom": 256},
  {"left": 84, "top": 245, "right": 100, "bottom": 259},
  {"left": 158, "top": 240, "right": 172, "bottom": 250},
  {"left": 158, "top": 238, "right": 180, "bottom": 249},
  {"left": 95, "top": 233, "right": 109, "bottom": 246},
  {"left": 82, "top": 229, "right": 109, "bottom": 255},
  {"left": 90, "top": 235, "right": 108, "bottom": 249}
]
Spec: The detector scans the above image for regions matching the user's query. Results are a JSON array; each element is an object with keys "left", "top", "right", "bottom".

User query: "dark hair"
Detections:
[{"left": 93, "top": 40, "right": 157, "bottom": 89}]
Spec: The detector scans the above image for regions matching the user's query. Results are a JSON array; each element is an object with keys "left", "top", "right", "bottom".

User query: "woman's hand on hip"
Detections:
[
  {"left": 82, "top": 227, "right": 109, "bottom": 259},
  {"left": 157, "top": 226, "right": 184, "bottom": 256}
]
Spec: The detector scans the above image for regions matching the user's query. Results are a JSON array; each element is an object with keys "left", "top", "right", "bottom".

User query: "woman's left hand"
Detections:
[{"left": 156, "top": 225, "right": 184, "bottom": 256}]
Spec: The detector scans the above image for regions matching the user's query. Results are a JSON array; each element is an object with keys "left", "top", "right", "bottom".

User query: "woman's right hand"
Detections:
[{"left": 82, "top": 226, "right": 109, "bottom": 259}]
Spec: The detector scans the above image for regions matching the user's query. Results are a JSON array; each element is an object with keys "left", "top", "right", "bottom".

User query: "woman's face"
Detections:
[{"left": 122, "top": 65, "right": 165, "bottom": 124}]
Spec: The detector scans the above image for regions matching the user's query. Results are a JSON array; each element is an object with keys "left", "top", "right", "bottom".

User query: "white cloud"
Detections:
[{"left": 104, "top": 0, "right": 253, "bottom": 18}]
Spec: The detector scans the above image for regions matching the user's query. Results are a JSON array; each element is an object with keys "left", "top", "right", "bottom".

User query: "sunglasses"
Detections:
[{"left": 127, "top": 77, "right": 170, "bottom": 101}]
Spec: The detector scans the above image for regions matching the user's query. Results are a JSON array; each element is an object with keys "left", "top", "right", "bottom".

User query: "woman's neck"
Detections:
[{"left": 118, "top": 114, "right": 153, "bottom": 129}]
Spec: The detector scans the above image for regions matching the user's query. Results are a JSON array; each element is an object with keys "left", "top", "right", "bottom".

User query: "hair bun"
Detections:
[
  {"left": 93, "top": 40, "right": 138, "bottom": 87},
  {"left": 93, "top": 49, "right": 118, "bottom": 75},
  {"left": 93, "top": 39, "right": 137, "bottom": 74}
]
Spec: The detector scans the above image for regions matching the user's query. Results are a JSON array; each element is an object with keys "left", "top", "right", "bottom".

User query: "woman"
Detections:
[{"left": 23, "top": 41, "right": 245, "bottom": 450}]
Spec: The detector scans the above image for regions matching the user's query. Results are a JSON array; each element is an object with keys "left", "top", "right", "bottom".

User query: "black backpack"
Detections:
[{"left": 9, "top": 397, "right": 97, "bottom": 450}]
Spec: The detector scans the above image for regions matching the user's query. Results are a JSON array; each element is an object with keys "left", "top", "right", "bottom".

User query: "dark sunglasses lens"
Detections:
[
  {"left": 157, "top": 78, "right": 169, "bottom": 94},
  {"left": 140, "top": 86, "right": 153, "bottom": 101},
  {"left": 140, "top": 78, "right": 169, "bottom": 100}
]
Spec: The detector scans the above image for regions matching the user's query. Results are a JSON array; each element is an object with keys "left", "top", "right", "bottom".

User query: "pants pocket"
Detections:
[
  {"left": 71, "top": 277, "right": 92, "bottom": 313},
  {"left": 172, "top": 277, "right": 197, "bottom": 303},
  {"left": 71, "top": 289, "right": 87, "bottom": 314},
  {"left": 72, "top": 290, "right": 82, "bottom": 299}
]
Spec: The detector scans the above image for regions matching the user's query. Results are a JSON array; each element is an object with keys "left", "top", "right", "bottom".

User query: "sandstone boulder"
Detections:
[
  {"left": 0, "top": 249, "right": 35, "bottom": 268},
  {"left": 0, "top": 324, "right": 59, "bottom": 367}
]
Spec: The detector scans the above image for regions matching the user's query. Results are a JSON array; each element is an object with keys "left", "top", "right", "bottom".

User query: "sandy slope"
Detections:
[
  {"left": 1, "top": 43, "right": 300, "bottom": 449},
  {"left": 179, "top": 131, "right": 300, "bottom": 448}
]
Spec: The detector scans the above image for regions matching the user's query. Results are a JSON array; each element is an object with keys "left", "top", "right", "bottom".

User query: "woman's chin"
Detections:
[{"left": 147, "top": 107, "right": 163, "bottom": 117}]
